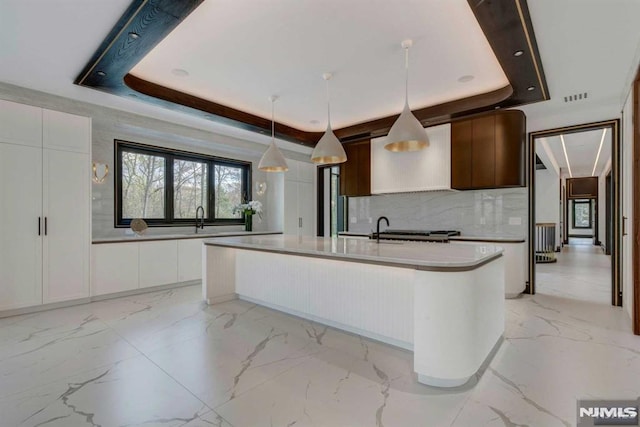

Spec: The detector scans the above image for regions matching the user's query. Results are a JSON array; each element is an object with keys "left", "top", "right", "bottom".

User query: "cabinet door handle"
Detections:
[
  {"left": 623, "top": 216, "right": 628, "bottom": 236},
  {"left": 38, "top": 217, "right": 41, "bottom": 236},
  {"left": 45, "top": 217, "right": 48, "bottom": 236},
  {"left": 299, "top": 217, "right": 302, "bottom": 228}
]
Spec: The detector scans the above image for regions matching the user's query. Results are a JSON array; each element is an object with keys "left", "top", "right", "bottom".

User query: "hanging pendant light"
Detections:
[
  {"left": 258, "top": 95, "right": 288, "bottom": 172},
  {"left": 311, "top": 73, "right": 347, "bottom": 164},
  {"left": 385, "top": 39, "right": 429, "bottom": 152}
]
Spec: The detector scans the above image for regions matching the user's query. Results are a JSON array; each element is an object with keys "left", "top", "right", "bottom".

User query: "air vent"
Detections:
[{"left": 564, "top": 92, "right": 588, "bottom": 103}]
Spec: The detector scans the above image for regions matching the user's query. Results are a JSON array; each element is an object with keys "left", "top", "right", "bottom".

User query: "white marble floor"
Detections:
[
  {"left": 536, "top": 240, "right": 611, "bottom": 304},
  {"left": 1, "top": 283, "right": 638, "bottom": 427}
]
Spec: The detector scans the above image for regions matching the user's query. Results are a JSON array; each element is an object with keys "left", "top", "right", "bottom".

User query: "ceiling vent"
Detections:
[{"left": 564, "top": 92, "right": 588, "bottom": 103}]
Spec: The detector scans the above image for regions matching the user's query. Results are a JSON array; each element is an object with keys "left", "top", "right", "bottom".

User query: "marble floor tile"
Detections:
[
  {"left": 0, "top": 355, "right": 209, "bottom": 427},
  {"left": 1, "top": 271, "right": 638, "bottom": 427},
  {"left": 536, "top": 243, "right": 611, "bottom": 304}
]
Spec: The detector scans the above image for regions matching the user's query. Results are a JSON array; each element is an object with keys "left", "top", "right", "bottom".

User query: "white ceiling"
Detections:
[
  {"left": 519, "top": 0, "right": 640, "bottom": 129},
  {"left": 540, "top": 128, "right": 611, "bottom": 178},
  {"left": 0, "top": 0, "right": 639, "bottom": 146},
  {"left": 131, "top": 0, "right": 507, "bottom": 132}
]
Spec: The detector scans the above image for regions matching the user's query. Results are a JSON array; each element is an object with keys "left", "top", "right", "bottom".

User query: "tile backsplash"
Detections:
[{"left": 347, "top": 188, "right": 528, "bottom": 238}]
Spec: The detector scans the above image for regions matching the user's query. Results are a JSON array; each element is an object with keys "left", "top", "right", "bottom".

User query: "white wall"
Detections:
[{"left": 535, "top": 168, "right": 560, "bottom": 249}]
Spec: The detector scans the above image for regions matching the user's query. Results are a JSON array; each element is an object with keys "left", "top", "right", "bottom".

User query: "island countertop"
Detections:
[{"left": 203, "top": 234, "right": 502, "bottom": 272}]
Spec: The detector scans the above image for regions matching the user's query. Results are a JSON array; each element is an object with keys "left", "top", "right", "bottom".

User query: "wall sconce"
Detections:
[
  {"left": 92, "top": 162, "right": 109, "bottom": 183},
  {"left": 255, "top": 181, "right": 267, "bottom": 196}
]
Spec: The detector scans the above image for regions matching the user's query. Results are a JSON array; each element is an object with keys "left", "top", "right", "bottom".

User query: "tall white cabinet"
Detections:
[
  {"left": 284, "top": 160, "right": 316, "bottom": 236},
  {"left": 0, "top": 99, "right": 90, "bottom": 310}
]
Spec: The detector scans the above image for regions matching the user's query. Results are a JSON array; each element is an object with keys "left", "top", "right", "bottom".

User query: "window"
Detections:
[
  {"left": 572, "top": 199, "right": 592, "bottom": 229},
  {"left": 115, "top": 140, "right": 250, "bottom": 227}
]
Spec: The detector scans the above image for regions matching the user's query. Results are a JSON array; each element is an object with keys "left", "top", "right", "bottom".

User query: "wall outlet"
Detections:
[
  {"left": 368, "top": 217, "right": 372, "bottom": 224},
  {"left": 509, "top": 217, "right": 522, "bottom": 225},
  {"left": 350, "top": 217, "right": 357, "bottom": 224},
  {"left": 480, "top": 217, "right": 486, "bottom": 225}
]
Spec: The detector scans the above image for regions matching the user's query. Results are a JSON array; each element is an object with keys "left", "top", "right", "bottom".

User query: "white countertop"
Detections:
[
  {"left": 93, "top": 231, "right": 281, "bottom": 244},
  {"left": 204, "top": 234, "right": 503, "bottom": 271}
]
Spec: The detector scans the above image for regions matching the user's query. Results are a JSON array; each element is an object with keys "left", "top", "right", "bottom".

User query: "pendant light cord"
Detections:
[
  {"left": 326, "top": 77, "right": 331, "bottom": 128},
  {"left": 404, "top": 45, "right": 410, "bottom": 107},
  {"left": 271, "top": 98, "right": 275, "bottom": 141}
]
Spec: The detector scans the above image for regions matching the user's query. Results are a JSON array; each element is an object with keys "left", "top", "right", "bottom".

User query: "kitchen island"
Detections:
[{"left": 203, "top": 235, "right": 504, "bottom": 387}]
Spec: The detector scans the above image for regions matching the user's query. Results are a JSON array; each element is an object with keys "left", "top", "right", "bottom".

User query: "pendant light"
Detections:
[
  {"left": 385, "top": 39, "right": 429, "bottom": 152},
  {"left": 311, "top": 73, "right": 347, "bottom": 164},
  {"left": 258, "top": 95, "right": 288, "bottom": 172}
]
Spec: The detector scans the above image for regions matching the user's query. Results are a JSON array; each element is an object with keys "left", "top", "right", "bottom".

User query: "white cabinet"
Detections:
[
  {"left": 284, "top": 160, "right": 316, "bottom": 236},
  {"left": 139, "top": 241, "right": 178, "bottom": 288},
  {"left": 0, "top": 99, "right": 91, "bottom": 311},
  {"left": 43, "top": 109, "right": 91, "bottom": 153},
  {"left": 0, "top": 143, "right": 43, "bottom": 310},
  {"left": 371, "top": 123, "right": 451, "bottom": 194},
  {"left": 91, "top": 244, "right": 139, "bottom": 296},
  {"left": 0, "top": 99, "right": 42, "bottom": 147},
  {"left": 178, "top": 238, "right": 204, "bottom": 282},
  {"left": 43, "top": 149, "right": 90, "bottom": 303}
]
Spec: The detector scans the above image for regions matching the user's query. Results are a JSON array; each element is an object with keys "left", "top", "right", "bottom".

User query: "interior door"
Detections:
[
  {"left": 0, "top": 143, "right": 43, "bottom": 310},
  {"left": 42, "top": 148, "right": 90, "bottom": 303},
  {"left": 298, "top": 181, "right": 315, "bottom": 236}
]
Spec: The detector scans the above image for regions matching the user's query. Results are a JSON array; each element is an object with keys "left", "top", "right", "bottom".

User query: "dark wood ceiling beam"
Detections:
[{"left": 75, "top": 0, "right": 548, "bottom": 147}]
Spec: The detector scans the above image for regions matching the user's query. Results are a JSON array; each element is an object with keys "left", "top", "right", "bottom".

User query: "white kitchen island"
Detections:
[{"left": 203, "top": 235, "right": 504, "bottom": 388}]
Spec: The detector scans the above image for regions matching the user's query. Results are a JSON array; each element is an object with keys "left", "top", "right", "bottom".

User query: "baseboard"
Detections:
[{"left": 0, "top": 280, "right": 201, "bottom": 319}]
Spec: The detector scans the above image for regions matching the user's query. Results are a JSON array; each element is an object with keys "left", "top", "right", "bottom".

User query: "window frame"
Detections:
[
  {"left": 115, "top": 140, "right": 251, "bottom": 227},
  {"left": 572, "top": 199, "right": 592, "bottom": 229}
]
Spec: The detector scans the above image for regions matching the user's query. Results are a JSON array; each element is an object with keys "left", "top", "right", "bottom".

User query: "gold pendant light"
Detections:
[
  {"left": 258, "top": 95, "right": 289, "bottom": 172},
  {"left": 385, "top": 39, "right": 429, "bottom": 152},
  {"left": 311, "top": 73, "right": 347, "bottom": 164}
]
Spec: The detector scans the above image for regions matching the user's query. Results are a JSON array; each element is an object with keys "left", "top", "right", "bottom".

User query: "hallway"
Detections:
[{"left": 536, "top": 239, "right": 611, "bottom": 305}]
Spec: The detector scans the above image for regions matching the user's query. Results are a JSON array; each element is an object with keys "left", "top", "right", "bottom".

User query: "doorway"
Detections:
[
  {"left": 317, "top": 165, "right": 345, "bottom": 237},
  {"left": 528, "top": 120, "right": 621, "bottom": 306}
]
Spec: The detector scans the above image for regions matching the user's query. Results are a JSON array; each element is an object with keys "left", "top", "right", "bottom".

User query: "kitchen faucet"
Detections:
[
  {"left": 195, "top": 205, "right": 205, "bottom": 233},
  {"left": 376, "top": 216, "right": 389, "bottom": 244}
]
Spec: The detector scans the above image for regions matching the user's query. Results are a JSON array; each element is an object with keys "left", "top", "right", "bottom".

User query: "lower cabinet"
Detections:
[
  {"left": 91, "top": 239, "right": 204, "bottom": 297},
  {"left": 91, "top": 243, "right": 139, "bottom": 296},
  {"left": 139, "top": 241, "right": 178, "bottom": 288},
  {"left": 178, "top": 238, "right": 204, "bottom": 282}
]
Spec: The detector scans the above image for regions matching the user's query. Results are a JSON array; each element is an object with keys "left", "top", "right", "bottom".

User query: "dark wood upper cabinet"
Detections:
[
  {"left": 340, "top": 140, "right": 371, "bottom": 196},
  {"left": 451, "top": 110, "right": 525, "bottom": 190},
  {"left": 567, "top": 177, "right": 598, "bottom": 199}
]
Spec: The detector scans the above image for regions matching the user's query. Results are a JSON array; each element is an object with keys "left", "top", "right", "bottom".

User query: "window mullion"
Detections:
[{"left": 166, "top": 153, "right": 175, "bottom": 222}]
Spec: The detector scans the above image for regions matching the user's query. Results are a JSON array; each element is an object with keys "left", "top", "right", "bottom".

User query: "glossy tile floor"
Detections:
[
  {"left": 1, "top": 282, "right": 638, "bottom": 427},
  {"left": 536, "top": 239, "right": 611, "bottom": 304}
]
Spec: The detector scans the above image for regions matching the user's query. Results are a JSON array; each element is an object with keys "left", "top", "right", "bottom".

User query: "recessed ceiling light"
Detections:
[
  {"left": 96, "top": 71, "right": 106, "bottom": 77},
  {"left": 128, "top": 32, "right": 140, "bottom": 39},
  {"left": 494, "top": 106, "right": 501, "bottom": 110},
  {"left": 458, "top": 75, "right": 474, "bottom": 83},
  {"left": 171, "top": 68, "right": 189, "bottom": 77},
  {"left": 527, "top": 86, "right": 535, "bottom": 91},
  {"left": 513, "top": 50, "right": 524, "bottom": 57}
]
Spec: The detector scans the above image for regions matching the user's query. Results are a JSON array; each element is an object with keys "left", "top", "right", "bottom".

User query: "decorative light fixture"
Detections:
[
  {"left": 92, "top": 162, "right": 109, "bottom": 183},
  {"left": 311, "top": 73, "right": 347, "bottom": 164},
  {"left": 258, "top": 95, "right": 288, "bottom": 172},
  {"left": 385, "top": 39, "right": 429, "bottom": 152}
]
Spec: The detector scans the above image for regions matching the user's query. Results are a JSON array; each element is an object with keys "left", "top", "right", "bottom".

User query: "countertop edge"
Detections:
[
  {"left": 92, "top": 231, "right": 282, "bottom": 244},
  {"left": 204, "top": 239, "right": 503, "bottom": 272},
  {"left": 449, "top": 236, "right": 526, "bottom": 243}
]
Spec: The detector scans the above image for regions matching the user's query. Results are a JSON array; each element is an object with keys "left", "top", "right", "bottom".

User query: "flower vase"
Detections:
[{"left": 245, "top": 214, "right": 252, "bottom": 232}]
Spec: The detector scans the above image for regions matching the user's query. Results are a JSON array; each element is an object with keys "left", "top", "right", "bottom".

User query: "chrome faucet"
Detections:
[
  {"left": 195, "top": 205, "right": 205, "bottom": 233},
  {"left": 376, "top": 216, "right": 389, "bottom": 244}
]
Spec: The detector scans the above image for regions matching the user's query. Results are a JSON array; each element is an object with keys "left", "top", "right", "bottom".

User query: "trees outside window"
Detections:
[
  {"left": 572, "top": 199, "right": 592, "bottom": 229},
  {"left": 115, "top": 141, "right": 250, "bottom": 227}
]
